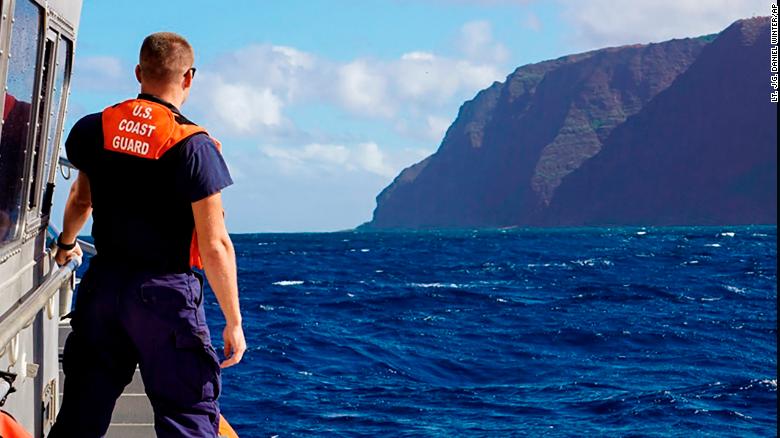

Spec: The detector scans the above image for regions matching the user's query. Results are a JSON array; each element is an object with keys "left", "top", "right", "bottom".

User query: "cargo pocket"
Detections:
[
  {"left": 139, "top": 274, "right": 197, "bottom": 324},
  {"left": 173, "top": 326, "right": 222, "bottom": 402}
]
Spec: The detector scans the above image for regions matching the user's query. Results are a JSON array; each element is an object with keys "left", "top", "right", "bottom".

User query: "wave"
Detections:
[{"left": 272, "top": 280, "right": 305, "bottom": 286}]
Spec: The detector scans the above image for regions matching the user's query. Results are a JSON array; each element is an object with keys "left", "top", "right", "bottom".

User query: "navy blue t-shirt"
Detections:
[{"left": 66, "top": 94, "right": 232, "bottom": 272}]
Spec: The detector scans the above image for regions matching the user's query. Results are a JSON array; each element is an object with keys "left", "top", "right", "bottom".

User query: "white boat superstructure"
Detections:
[{"left": 0, "top": 0, "right": 82, "bottom": 435}]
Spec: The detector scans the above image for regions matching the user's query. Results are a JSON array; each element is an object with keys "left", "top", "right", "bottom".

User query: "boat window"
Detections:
[
  {"left": 0, "top": 0, "right": 42, "bottom": 247},
  {"left": 39, "top": 37, "right": 72, "bottom": 211},
  {"left": 27, "top": 37, "right": 54, "bottom": 211}
]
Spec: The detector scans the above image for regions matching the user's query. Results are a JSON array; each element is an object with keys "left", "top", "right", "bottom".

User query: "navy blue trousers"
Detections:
[{"left": 49, "top": 259, "right": 221, "bottom": 437}]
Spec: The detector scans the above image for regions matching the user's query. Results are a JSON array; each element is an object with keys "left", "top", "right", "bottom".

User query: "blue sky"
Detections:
[{"left": 53, "top": 0, "right": 768, "bottom": 232}]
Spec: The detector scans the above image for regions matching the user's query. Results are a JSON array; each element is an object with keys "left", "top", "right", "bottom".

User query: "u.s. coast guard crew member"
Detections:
[{"left": 49, "top": 32, "right": 246, "bottom": 438}]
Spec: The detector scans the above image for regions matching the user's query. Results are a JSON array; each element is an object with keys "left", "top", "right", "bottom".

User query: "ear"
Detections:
[
  {"left": 134, "top": 65, "right": 142, "bottom": 84},
  {"left": 182, "top": 71, "right": 193, "bottom": 90}
]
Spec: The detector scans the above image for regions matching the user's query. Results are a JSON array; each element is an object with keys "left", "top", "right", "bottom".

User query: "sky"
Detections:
[{"left": 52, "top": 0, "right": 769, "bottom": 232}]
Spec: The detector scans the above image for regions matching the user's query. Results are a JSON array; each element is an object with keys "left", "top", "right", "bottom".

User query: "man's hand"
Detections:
[
  {"left": 221, "top": 323, "right": 246, "bottom": 368},
  {"left": 54, "top": 242, "right": 83, "bottom": 266}
]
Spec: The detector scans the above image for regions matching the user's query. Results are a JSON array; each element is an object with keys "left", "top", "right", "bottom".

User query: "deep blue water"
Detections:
[{"left": 202, "top": 227, "right": 776, "bottom": 437}]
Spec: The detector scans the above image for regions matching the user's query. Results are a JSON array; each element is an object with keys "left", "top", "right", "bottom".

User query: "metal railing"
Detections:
[
  {"left": 48, "top": 223, "right": 96, "bottom": 256},
  {"left": 0, "top": 257, "right": 80, "bottom": 356},
  {"left": 0, "top": 158, "right": 94, "bottom": 356}
]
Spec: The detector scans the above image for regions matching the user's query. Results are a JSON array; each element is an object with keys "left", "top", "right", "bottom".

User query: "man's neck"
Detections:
[{"left": 139, "top": 86, "right": 184, "bottom": 109}]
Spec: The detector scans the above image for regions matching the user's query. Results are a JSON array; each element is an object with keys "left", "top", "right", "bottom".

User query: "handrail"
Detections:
[
  {"left": 58, "top": 156, "right": 74, "bottom": 180},
  {"left": 0, "top": 159, "right": 92, "bottom": 356},
  {"left": 47, "top": 223, "right": 96, "bottom": 256},
  {"left": 58, "top": 156, "right": 74, "bottom": 169},
  {"left": 0, "top": 257, "right": 81, "bottom": 353}
]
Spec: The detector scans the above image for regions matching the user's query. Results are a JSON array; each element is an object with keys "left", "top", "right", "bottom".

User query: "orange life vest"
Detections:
[
  {"left": 102, "top": 98, "right": 222, "bottom": 269},
  {"left": 0, "top": 410, "right": 32, "bottom": 438},
  {"left": 218, "top": 414, "right": 239, "bottom": 438}
]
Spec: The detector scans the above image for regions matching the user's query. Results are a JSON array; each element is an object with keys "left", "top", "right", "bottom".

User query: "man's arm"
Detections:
[
  {"left": 54, "top": 172, "right": 92, "bottom": 265},
  {"left": 192, "top": 192, "right": 246, "bottom": 368}
]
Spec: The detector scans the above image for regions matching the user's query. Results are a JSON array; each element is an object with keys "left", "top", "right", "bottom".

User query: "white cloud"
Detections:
[
  {"left": 354, "top": 142, "right": 396, "bottom": 177},
  {"left": 393, "top": 50, "right": 503, "bottom": 106},
  {"left": 410, "top": 0, "right": 533, "bottom": 5},
  {"left": 426, "top": 115, "right": 452, "bottom": 141},
  {"left": 559, "top": 0, "right": 768, "bottom": 49},
  {"left": 203, "top": 76, "right": 284, "bottom": 133},
  {"left": 459, "top": 21, "right": 493, "bottom": 57},
  {"left": 336, "top": 61, "right": 393, "bottom": 117},
  {"left": 207, "top": 44, "right": 316, "bottom": 101},
  {"left": 261, "top": 142, "right": 396, "bottom": 177},
  {"left": 215, "top": 144, "right": 433, "bottom": 231},
  {"left": 188, "top": 20, "right": 509, "bottom": 140},
  {"left": 421, "top": 0, "right": 765, "bottom": 48},
  {"left": 457, "top": 20, "right": 510, "bottom": 64}
]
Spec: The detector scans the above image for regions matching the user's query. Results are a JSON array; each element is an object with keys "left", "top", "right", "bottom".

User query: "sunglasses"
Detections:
[{"left": 184, "top": 67, "right": 197, "bottom": 78}]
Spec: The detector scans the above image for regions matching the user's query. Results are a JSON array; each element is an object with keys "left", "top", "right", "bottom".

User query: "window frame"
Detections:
[
  {"left": 24, "top": 27, "right": 57, "bottom": 219},
  {"left": 0, "top": 0, "right": 77, "bottom": 259},
  {"left": 39, "top": 33, "right": 73, "bottom": 218},
  {"left": 0, "top": 0, "right": 45, "bottom": 250}
]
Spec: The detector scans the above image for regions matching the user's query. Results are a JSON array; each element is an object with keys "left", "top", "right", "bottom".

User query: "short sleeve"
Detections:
[
  {"left": 65, "top": 112, "right": 101, "bottom": 173},
  {"left": 178, "top": 134, "right": 233, "bottom": 203}
]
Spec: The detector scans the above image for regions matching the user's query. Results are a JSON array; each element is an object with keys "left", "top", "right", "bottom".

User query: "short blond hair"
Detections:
[{"left": 139, "top": 32, "right": 194, "bottom": 84}]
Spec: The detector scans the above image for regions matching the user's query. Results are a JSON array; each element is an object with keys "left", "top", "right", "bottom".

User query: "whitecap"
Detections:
[
  {"left": 636, "top": 231, "right": 647, "bottom": 236},
  {"left": 572, "top": 259, "right": 596, "bottom": 267},
  {"left": 723, "top": 285, "right": 747, "bottom": 294},
  {"left": 720, "top": 232, "right": 736, "bottom": 237},
  {"left": 705, "top": 243, "right": 721, "bottom": 248},
  {"left": 572, "top": 258, "right": 612, "bottom": 267},
  {"left": 700, "top": 297, "right": 722, "bottom": 302},
  {"left": 360, "top": 248, "right": 370, "bottom": 252},
  {"left": 259, "top": 304, "right": 275, "bottom": 311},
  {"left": 411, "top": 282, "right": 461, "bottom": 288},
  {"left": 273, "top": 280, "right": 304, "bottom": 286},
  {"left": 527, "top": 262, "right": 568, "bottom": 268}
]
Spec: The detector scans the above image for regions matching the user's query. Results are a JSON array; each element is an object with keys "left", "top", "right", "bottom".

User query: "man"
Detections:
[{"left": 49, "top": 32, "right": 246, "bottom": 437}]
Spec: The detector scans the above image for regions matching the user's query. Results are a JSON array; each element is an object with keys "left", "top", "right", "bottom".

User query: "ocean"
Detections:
[{"left": 201, "top": 227, "right": 777, "bottom": 437}]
